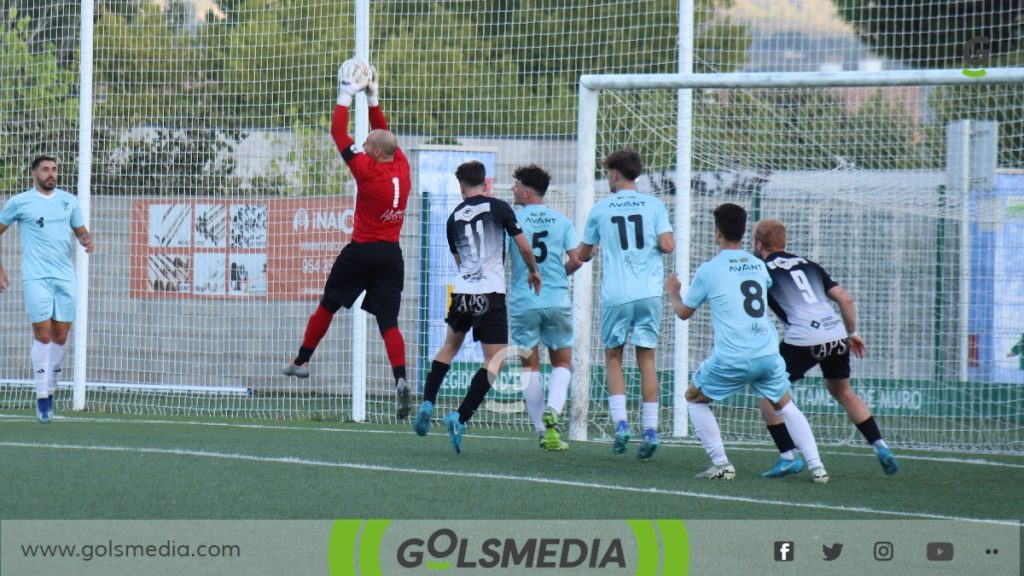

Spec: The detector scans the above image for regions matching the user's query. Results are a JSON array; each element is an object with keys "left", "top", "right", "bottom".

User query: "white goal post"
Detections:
[{"left": 570, "top": 67, "right": 1024, "bottom": 444}]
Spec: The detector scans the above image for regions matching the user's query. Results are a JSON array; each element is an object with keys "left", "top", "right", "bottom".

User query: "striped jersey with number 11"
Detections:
[{"left": 447, "top": 195, "right": 523, "bottom": 295}]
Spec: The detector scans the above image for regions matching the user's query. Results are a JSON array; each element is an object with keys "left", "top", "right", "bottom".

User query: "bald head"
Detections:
[
  {"left": 754, "top": 219, "right": 787, "bottom": 256},
  {"left": 365, "top": 129, "right": 398, "bottom": 161}
]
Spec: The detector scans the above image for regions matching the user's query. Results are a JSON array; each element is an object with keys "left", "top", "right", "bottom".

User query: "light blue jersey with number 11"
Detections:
[
  {"left": 683, "top": 249, "right": 779, "bottom": 363},
  {"left": 582, "top": 190, "right": 672, "bottom": 307}
]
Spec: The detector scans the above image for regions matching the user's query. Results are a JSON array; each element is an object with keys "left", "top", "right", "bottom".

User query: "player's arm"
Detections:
[
  {"left": 665, "top": 273, "right": 696, "bottom": 320},
  {"left": 657, "top": 231, "right": 675, "bottom": 254},
  {"left": 363, "top": 65, "right": 390, "bottom": 130},
  {"left": 331, "top": 60, "right": 369, "bottom": 161},
  {"left": 826, "top": 285, "right": 865, "bottom": 358},
  {"left": 73, "top": 225, "right": 94, "bottom": 254},
  {"left": 577, "top": 243, "right": 595, "bottom": 263},
  {"left": 512, "top": 232, "right": 542, "bottom": 294},
  {"left": 0, "top": 222, "right": 9, "bottom": 292},
  {"left": 564, "top": 247, "right": 583, "bottom": 276}
]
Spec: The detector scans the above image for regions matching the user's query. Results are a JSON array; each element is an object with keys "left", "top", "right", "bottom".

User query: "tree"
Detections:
[
  {"left": 834, "top": 1, "right": 1024, "bottom": 69},
  {"left": 0, "top": 8, "right": 78, "bottom": 191},
  {"left": 373, "top": 0, "right": 751, "bottom": 140},
  {"left": 835, "top": 1, "right": 1024, "bottom": 167}
]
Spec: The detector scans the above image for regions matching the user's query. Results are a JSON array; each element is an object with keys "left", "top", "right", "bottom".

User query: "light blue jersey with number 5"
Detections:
[
  {"left": 683, "top": 249, "right": 779, "bottom": 363},
  {"left": 582, "top": 190, "right": 671, "bottom": 307}
]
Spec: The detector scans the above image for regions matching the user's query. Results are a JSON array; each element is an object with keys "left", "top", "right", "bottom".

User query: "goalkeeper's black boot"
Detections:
[{"left": 395, "top": 378, "right": 411, "bottom": 420}]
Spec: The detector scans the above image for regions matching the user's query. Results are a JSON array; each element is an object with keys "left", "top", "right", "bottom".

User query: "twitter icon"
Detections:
[{"left": 822, "top": 543, "right": 843, "bottom": 561}]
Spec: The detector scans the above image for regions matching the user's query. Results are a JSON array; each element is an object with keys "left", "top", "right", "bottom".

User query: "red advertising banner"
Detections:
[{"left": 130, "top": 198, "right": 354, "bottom": 300}]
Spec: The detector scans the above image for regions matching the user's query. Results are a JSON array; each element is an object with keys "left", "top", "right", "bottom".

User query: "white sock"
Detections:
[
  {"left": 48, "top": 342, "right": 67, "bottom": 396},
  {"left": 546, "top": 367, "right": 570, "bottom": 415},
  {"left": 780, "top": 450, "right": 796, "bottom": 461},
  {"left": 608, "top": 394, "right": 627, "bottom": 425},
  {"left": 873, "top": 439, "right": 889, "bottom": 451},
  {"left": 688, "top": 402, "right": 728, "bottom": 465},
  {"left": 522, "top": 371, "right": 545, "bottom": 433},
  {"left": 31, "top": 340, "right": 50, "bottom": 399},
  {"left": 642, "top": 402, "right": 659, "bottom": 432},
  {"left": 776, "top": 402, "right": 822, "bottom": 469}
]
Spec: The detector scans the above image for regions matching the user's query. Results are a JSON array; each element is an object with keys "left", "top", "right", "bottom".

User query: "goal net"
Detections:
[
  {"left": 0, "top": 0, "right": 1021, "bottom": 454},
  {"left": 575, "top": 73, "right": 1024, "bottom": 452}
]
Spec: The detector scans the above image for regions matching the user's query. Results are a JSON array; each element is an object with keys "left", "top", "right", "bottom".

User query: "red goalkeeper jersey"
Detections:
[{"left": 331, "top": 105, "right": 411, "bottom": 243}]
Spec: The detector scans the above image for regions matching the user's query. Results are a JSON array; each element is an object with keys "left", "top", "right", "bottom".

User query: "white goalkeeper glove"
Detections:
[
  {"left": 365, "top": 65, "right": 380, "bottom": 107},
  {"left": 337, "top": 59, "right": 369, "bottom": 107}
]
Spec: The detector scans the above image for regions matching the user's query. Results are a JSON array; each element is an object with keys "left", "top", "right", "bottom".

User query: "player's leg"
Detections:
[
  {"left": 540, "top": 346, "right": 572, "bottom": 451},
  {"left": 539, "top": 305, "right": 573, "bottom": 451},
  {"left": 631, "top": 297, "right": 663, "bottom": 460},
  {"left": 48, "top": 278, "right": 75, "bottom": 414},
  {"left": 687, "top": 360, "right": 735, "bottom": 479},
  {"left": 25, "top": 280, "right": 54, "bottom": 422},
  {"left": 365, "top": 244, "right": 410, "bottom": 418},
  {"left": 759, "top": 342, "right": 813, "bottom": 477},
  {"left": 763, "top": 355, "right": 827, "bottom": 483},
  {"left": 600, "top": 302, "right": 631, "bottom": 454},
  {"left": 283, "top": 245, "right": 364, "bottom": 377},
  {"left": 454, "top": 301, "right": 508, "bottom": 427},
  {"left": 634, "top": 346, "right": 660, "bottom": 460},
  {"left": 510, "top": 309, "right": 546, "bottom": 441},
  {"left": 448, "top": 301, "right": 508, "bottom": 454},
  {"left": 519, "top": 347, "right": 547, "bottom": 443},
  {"left": 48, "top": 321, "right": 71, "bottom": 414},
  {"left": 823, "top": 348, "right": 901, "bottom": 475},
  {"left": 415, "top": 315, "right": 469, "bottom": 436}
]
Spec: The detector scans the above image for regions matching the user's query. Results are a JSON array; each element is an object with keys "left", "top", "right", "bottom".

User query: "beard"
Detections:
[{"left": 37, "top": 178, "right": 57, "bottom": 192}]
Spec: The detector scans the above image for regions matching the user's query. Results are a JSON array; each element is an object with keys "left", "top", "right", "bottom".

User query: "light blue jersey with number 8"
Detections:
[{"left": 683, "top": 249, "right": 779, "bottom": 363}]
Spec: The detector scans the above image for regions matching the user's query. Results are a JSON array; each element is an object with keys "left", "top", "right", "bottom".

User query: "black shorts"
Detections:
[
  {"left": 446, "top": 293, "right": 507, "bottom": 344},
  {"left": 322, "top": 241, "right": 404, "bottom": 318},
  {"left": 779, "top": 339, "right": 852, "bottom": 382}
]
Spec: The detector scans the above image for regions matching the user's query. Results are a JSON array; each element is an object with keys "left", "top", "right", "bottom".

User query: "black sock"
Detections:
[
  {"left": 294, "top": 346, "right": 314, "bottom": 366},
  {"left": 422, "top": 360, "right": 451, "bottom": 404},
  {"left": 767, "top": 423, "right": 797, "bottom": 454},
  {"left": 856, "top": 416, "right": 883, "bottom": 445},
  {"left": 392, "top": 365, "right": 407, "bottom": 384},
  {"left": 457, "top": 368, "right": 494, "bottom": 424}
]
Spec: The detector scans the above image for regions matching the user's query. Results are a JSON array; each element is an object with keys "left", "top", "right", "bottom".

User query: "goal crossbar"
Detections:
[{"left": 581, "top": 68, "right": 1024, "bottom": 91}]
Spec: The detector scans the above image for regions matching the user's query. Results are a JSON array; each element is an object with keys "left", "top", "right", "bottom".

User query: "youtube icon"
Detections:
[{"left": 927, "top": 542, "right": 954, "bottom": 561}]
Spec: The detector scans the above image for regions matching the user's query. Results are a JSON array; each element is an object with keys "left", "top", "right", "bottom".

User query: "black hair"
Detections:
[
  {"left": 454, "top": 161, "right": 486, "bottom": 187},
  {"left": 513, "top": 164, "right": 551, "bottom": 196},
  {"left": 31, "top": 155, "right": 57, "bottom": 171},
  {"left": 713, "top": 203, "right": 747, "bottom": 242},
  {"left": 602, "top": 149, "right": 643, "bottom": 181}
]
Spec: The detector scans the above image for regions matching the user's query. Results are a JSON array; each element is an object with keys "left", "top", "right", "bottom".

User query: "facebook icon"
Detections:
[{"left": 774, "top": 541, "right": 795, "bottom": 561}]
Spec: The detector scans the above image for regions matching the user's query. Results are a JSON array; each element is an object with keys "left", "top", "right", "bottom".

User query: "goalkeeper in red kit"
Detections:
[{"left": 282, "top": 59, "right": 413, "bottom": 420}]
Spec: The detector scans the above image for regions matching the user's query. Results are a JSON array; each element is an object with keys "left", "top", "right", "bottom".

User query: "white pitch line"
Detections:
[
  {"left": 2, "top": 413, "right": 1022, "bottom": 469},
  {"left": 0, "top": 440, "right": 1020, "bottom": 528}
]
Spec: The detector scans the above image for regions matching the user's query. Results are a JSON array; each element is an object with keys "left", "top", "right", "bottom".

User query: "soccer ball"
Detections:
[{"left": 339, "top": 57, "right": 371, "bottom": 87}]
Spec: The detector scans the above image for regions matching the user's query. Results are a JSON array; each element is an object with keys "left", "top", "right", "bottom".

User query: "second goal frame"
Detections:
[{"left": 570, "top": 67, "right": 1024, "bottom": 442}]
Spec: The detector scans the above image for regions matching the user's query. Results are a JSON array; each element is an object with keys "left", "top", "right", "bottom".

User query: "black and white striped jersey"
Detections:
[
  {"left": 446, "top": 195, "right": 522, "bottom": 294},
  {"left": 763, "top": 250, "right": 848, "bottom": 346}
]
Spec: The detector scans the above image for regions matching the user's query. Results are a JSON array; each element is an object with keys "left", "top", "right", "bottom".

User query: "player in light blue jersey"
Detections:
[
  {"left": 507, "top": 164, "right": 583, "bottom": 451},
  {"left": 666, "top": 203, "right": 827, "bottom": 482},
  {"left": 578, "top": 149, "right": 674, "bottom": 460},
  {"left": 0, "top": 156, "right": 94, "bottom": 423}
]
